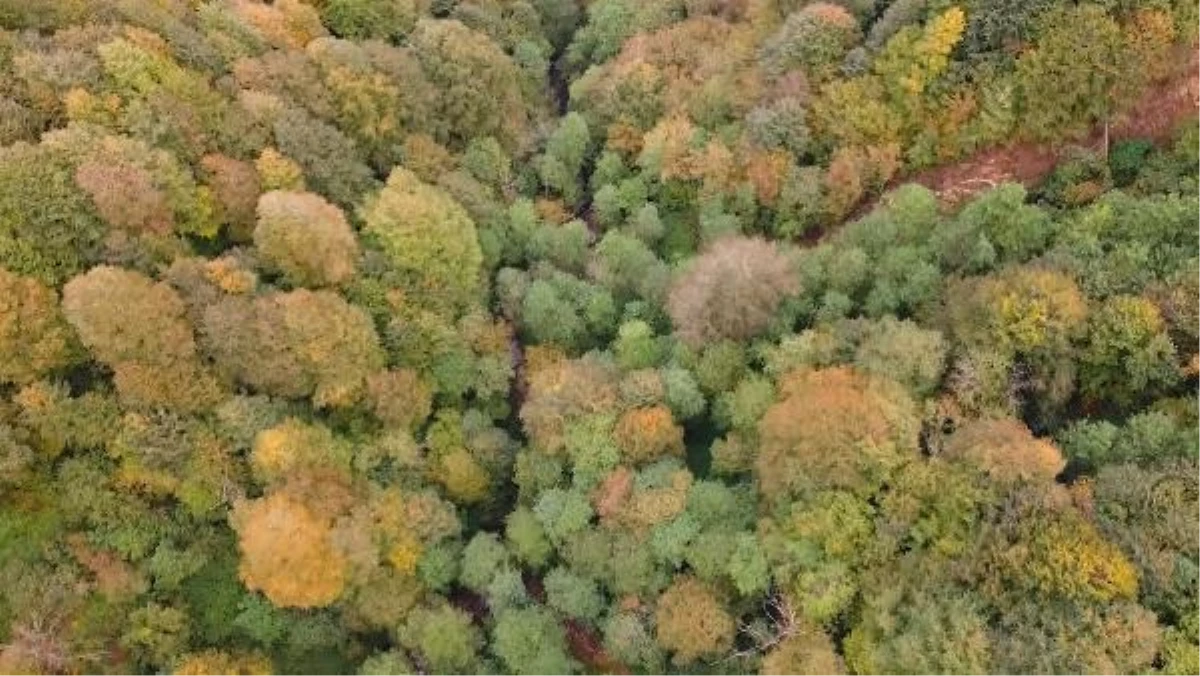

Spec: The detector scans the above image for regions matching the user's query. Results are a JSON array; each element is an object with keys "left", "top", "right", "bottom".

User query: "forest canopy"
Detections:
[{"left": 0, "top": 0, "right": 1196, "bottom": 674}]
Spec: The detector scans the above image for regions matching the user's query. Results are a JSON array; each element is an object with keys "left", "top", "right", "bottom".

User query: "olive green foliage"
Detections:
[
  {"left": 254, "top": 190, "right": 359, "bottom": 288},
  {"left": 361, "top": 168, "right": 484, "bottom": 318}
]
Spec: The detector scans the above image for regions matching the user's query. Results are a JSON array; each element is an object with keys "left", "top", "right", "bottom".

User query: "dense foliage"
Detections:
[{"left": 0, "top": 0, "right": 1196, "bottom": 674}]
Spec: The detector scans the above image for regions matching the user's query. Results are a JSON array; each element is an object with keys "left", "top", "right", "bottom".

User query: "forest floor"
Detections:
[{"left": 869, "top": 48, "right": 1200, "bottom": 210}]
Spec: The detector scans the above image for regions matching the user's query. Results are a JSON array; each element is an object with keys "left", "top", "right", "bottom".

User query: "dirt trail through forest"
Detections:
[{"left": 869, "top": 49, "right": 1200, "bottom": 211}]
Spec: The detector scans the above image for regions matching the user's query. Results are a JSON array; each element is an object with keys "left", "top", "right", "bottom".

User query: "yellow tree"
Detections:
[{"left": 233, "top": 491, "right": 348, "bottom": 608}]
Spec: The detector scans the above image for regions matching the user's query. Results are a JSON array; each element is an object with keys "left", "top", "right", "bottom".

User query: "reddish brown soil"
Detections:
[{"left": 867, "top": 48, "right": 1200, "bottom": 211}]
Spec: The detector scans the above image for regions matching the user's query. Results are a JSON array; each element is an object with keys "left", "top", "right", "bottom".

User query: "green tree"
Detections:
[
  {"left": 491, "top": 606, "right": 577, "bottom": 674},
  {"left": 1079, "top": 295, "right": 1180, "bottom": 405},
  {"left": 538, "top": 113, "right": 590, "bottom": 206},
  {"left": 361, "top": 168, "right": 484, "bottom": 317},
  {"left": 409, "top": 19, "right": 528, "bottom": 149},
  {"left": 1016, "top": 4, "right": 1136, "bottom": 142},
  {"left": 320, "top": 0, "right": 423, "bottom": 41},
  {"left": 396, "top": 604, "right": 484, "bottom": 674}
]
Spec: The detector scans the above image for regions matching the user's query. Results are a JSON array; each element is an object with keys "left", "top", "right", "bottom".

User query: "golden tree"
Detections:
[
  {"left": 233, "top": 491, "right": 348, "bottom": 608},
  {"left": 756, "top": 367, "right": 920, "bottom": 500},
  {"left": 655, "top": 576, "right": 735, "bottom": 665}
]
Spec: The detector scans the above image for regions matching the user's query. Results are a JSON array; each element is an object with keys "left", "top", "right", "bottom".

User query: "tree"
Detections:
[
  {"left": 760, "top": 621, "right": 845, "bottom": 675},
  {"left": 1016, "top": 4, "right": 1136, "bottom": 142},
  {"left": 360, "top": 168, "right": 484, "bottom": 317},
  {"left": 544, "top": 567, "right": 605, "bottom": 622},
  {"left": 1093, "top": 460, "right": 1198, "bottom": 624},
  {"left": 254, "top": 191, "right": 359, "bottom": 288},
  {"left": 174, "top": 650, "right": 273, "bottom": 675},
  {"left": 1079, "top": 295, "right": 1180, "bottom": 405},
  {"left": 233, "top": 492, "right": 348, "bottom": 608},
  {"left": 201, "top": 154, "right": 261, "bottom": 242},
  {"left": 538, "top": 112, "right": 590, "bottom": 206},
  {"left": 943, "top": 418, "right": 1065, "bottom": 484},
  {"left": 122, "top": 603, "right": 191, "bottom": 670},
  {"left": 0, "top": 134, "right": 107, "bottom": 285},
  {"left": 396, "top": 604, "right": 484, "bottom": 674},
  {"left": 935, "top": 183, "right": 1053, "bottom": 272},
  {"left": 757, "top": 367, "right": 920, "bottom": 500},
  {"left": 613, "top": 406, "right": 685, "bottom": 466},
  {"left": 654, "top": 576, "right": 735, "bottom": 666},
  {"left": 409, "top": 19, "right": 528, "bottom": 149},
  {"left": 365, "top": 369, "right": 433, "bottom": 431},
  {"left": 844, "top": 572, "right": 992, "bottom": 674},
  {"left": 202, "top": 289, "right": 385, "bottom": 406},
  {"left": 250, "top": 418, "right": 351, "bottom": 485},
  {"left": 852, "top": 317, "right": 948, "bottom": 398},
  {"left": 961, "top": 0, "right": 1054, "bottom": 56},
  {"left": 63, "top": 266, "right": 221, "bottom": 411},
  {"left": 62, "top": 266, "right": 194, "bottom": 366},
  {"left": 759, "top": 3, "right": 860, "bottom": 81},
  {"left": 521, "top": 355, "right": 620, "bottom": 455},
  {"left": 273, "top": 106, "right": 378, "bottom": 208},
  {"left": 986, "top": 500, "right": 1140, "bottom": 604},
  {"left": 668, "top": 236, "right": 799, "bottom": 348},
  {"left": 944, "top": 265, "right": 1088, "bottom": 358},
  {"left": 320, "top": 0, "right": 423, "bottom": 42},
  {"left": 0, "top": 267, "right": 76, "bottom": 385},
  {"left": 491, "top": 606, "right": 577, "bottom": 675}
]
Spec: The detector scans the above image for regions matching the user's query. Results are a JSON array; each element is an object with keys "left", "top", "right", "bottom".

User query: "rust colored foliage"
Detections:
[
  {"left": 62, "top": 266, "right": 196, "bottom": 367},
  {"left": 667, "top": 236, "right": 799, "bottom": 348},
  {"left": 74, "top": 160, "right": 173, "bottom": 235},
  {"left": 654, "top": 576, "right": 735, "bottom": 665},
  {"left": 233, "top": 491, "right": 348, "bottom": 608},
  {"left": 200, "top": 154, "right": 261, "bottom": 241},
  {"left": 944, "top": 418, "right": 1066, "bottom": 484},
  {"left": 366, "top": 368, "right": 434, "bottom": 431},
  {"left": 62, "top": 266, "right": 221, "bottom": 411},
  {"left": 756, "top": 367, "right": 920, "bottom": 499},
  {"left": 613, "top": 405, "right": 685, "bottom": 466}
]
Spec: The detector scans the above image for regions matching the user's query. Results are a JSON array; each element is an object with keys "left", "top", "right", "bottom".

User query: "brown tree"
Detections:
[
  {"left": 254, "top": 190, "right": 359, "bottom": 288},
  {"left": 943, "top": 418, "right": 1065, "bottom": 484},
  {"left": 202, "top": 289, "right": 385, "bottom": 407},
  {"left": 668, "top": 236, "right": 799, "bottom": 348},
  {"left": 756, "top": 367, "right": 920, "bottom": 500},
  {"left": 655, "top": 576, "right": 736, "bottom": 665}
]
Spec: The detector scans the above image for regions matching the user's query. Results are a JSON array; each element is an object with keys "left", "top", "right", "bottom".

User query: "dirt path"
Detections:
[{"left": 870, "top": 48, "right": 1200, "bottom": 210}]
